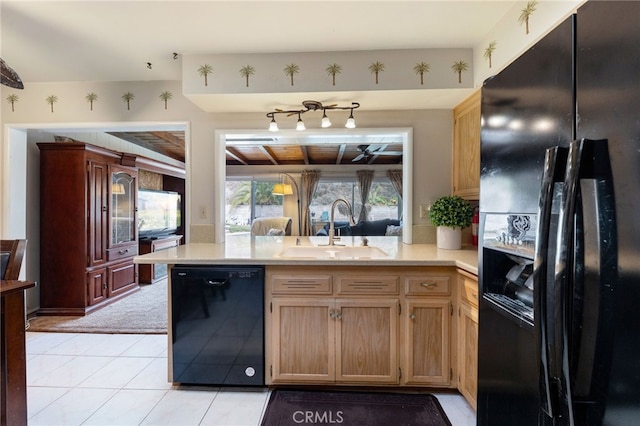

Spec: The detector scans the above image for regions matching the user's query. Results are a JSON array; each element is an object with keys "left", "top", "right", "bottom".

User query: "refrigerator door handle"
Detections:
[
  {"left": 534, "top": 146, "right": 568, "bottom": 419},
  {"left": 556, "top": 138, "right": 616, "bottom": 424}
]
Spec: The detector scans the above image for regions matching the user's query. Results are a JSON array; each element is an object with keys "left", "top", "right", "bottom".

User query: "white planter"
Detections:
[{"left": 437, "top": 226, "right": 462, "bottom": 250}]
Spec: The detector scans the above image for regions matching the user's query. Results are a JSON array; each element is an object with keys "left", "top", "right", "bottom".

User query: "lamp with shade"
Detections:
[{"left": 272, "top": 174, "right": 301, "bottom": 235}]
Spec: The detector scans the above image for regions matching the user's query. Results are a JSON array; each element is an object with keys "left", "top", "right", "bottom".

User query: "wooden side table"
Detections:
[{"left": 1, "top": 280, "right": 35, "bottom": 426}]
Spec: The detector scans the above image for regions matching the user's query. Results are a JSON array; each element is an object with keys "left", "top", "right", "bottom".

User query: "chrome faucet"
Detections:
[{"left": 328, "top": 198, "right": 357, "bottom": 246}]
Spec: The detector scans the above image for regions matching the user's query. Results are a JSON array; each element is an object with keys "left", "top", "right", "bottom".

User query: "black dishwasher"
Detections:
[{"left": 170, "top": 265, "right": 264, "bottom": 386}]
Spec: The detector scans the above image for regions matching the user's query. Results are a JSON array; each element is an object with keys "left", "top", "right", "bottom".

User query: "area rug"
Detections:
[
  {"left": 260, "top": 389, "right": 451, "bottom": 426},
  {"left": 27, "top": 279, "right": 168, "bottom": 334}
]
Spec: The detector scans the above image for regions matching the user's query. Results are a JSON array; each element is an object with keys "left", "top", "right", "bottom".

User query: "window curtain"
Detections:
[
  {"left": 356, "top": 170, "right": 375, "bottom": 223},
  {"left": 301, "top": 170, "right": 321, "bottom": 236},
  {"left": 386, "top": 169, "right": 403, "bottom": 199}
]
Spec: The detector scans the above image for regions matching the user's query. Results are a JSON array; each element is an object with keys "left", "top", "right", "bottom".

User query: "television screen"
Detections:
[{"left": 138, "top": 189, "right": 181, "bottom": 238}]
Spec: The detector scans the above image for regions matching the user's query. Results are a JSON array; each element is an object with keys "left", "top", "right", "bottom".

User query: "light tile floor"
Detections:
[{"left": 26, "top": 331, "right": 476, "bottom": 425}]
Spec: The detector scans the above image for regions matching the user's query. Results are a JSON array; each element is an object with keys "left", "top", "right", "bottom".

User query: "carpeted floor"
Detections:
[
  {"left": 27, "top": 279, "right": 168, "bottom": 334},
  {"left": 260, "top": 389, "right": 452, "bottom": 426}
]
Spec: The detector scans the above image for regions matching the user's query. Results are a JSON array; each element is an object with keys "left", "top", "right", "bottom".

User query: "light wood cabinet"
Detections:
[
  {"left": 403, "top": 270, "right": 453, "bottom": 386},
  {"left": 457, "top": 269, "right": 479, "bottom": 410},
  {"left": 268, "top": 266, "right": 399, "bottom": 385},
  {"left": 335, "top": 298, "right": 399, "bottom": 384},
  {"left": 453, "top": 89, "right": 481, "bottom": 200},
  {"left": 266, "top": 265, "right": 455, "bottom": 388},
  {"left": 272, "top": 297, "right": 334, "bottom": 383}
]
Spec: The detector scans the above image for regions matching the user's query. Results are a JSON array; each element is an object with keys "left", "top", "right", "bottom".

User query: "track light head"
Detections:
[
  {"left": 321, "top": 110, "right": 332, "bottom": 128},
  {"left": 345, "top": 109, "right": 356, "bottom": 129},
  {"left": 296, "top": 113, "right": 306, "bottom": 131}
]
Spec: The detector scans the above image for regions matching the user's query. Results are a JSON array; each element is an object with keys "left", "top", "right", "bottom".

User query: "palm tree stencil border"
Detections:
[
  {"left": 326, "top": 63, "right": 342, "bottom": 86},
  {"left": 6, "top": 93, "right": 19, "bottom": 112},
  {"left": 240, "top": 65, "right": 255, "bottom": 87},
  {"left": 160, "top": 91, "right": 173, "bottom": 110},
  {"left": 45, "top": 94, "right": 58, "bottom": 113},
  {"left": 484, "top": 42, "right": 497, "bottom": 68},
  {"left": 519, "top": 1, "right": 538, "bottom": 35},
  {"left": 122, "top": 92, "right": 134, "bottom": 110},
  {"left": 413, "top": 62, "right": 430, "bottom": 85},
  {"left": 451, "top": 60, "right": 469, "bottom": 84},
  {"left": 198, "top": 64, "right": 213, "bottom": 86},
  {"left": 284, "top": 63, "right": 300, "bottom": 86},
  {"left": 369, "top": 61, "right": 385, "bottom": 84},
  {"left": 85, "top": 92, "right": 98, "bottom": 111}
]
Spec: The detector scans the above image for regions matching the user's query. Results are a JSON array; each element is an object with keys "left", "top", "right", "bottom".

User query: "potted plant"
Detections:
[{"left": 428, "top": 195, "right": 474, "bottom": 249}]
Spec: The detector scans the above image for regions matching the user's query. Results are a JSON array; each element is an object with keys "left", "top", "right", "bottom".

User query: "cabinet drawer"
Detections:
[
  {"left": 404, "top": 275, "right": 451, "bottom": 296},
  {"left": 153, "top": 238, "right": 180, "bottom": 251},
  {"left": 460, "top": 274, "right": 479, "bottom": 307},
  {"left": 336, "top": 275, "right": 399, "bottom": 295},
  {"left": 272, "top": 274, "right": 332, "bottom": 294},
  {"left": 107, "top": 245, "right": 138, "bottom": 261}
]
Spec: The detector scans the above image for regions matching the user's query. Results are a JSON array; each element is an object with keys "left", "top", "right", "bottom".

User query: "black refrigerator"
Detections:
[{"left": 477, "top": 1, "right": 640, "bottom": 425}]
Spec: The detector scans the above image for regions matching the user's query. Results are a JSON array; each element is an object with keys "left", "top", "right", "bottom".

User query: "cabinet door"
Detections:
[
  {"left": 404, "top": 299, "right": 451, "bottom": 385},
  {"left": 87, "top": 268, "right": 107, "bottom": 305},
  {"left": 110, "top": 166, "right": 137, "bottom": 248},
  {"left": 335, "top": 298, "right": 399, "bottom": 384},
  {"left": 108, "top": 260, "right": 138, "bottom": 297},
  {"left": 271, "top": 298, "right": 334, "bottom": 383},
  {"left": 453, "top": 89, "right": 480, "bottom": 199},
  {"left": 88, "top": 161, "right": 108, "bottom": 266},
  {"left": 458, "top": 301, "right": 478, "bottom": 410}
]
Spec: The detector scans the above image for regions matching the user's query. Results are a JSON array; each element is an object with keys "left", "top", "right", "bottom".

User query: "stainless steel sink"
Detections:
[{"left": 278, "top": 245, "right": 389, "bottom": 259}]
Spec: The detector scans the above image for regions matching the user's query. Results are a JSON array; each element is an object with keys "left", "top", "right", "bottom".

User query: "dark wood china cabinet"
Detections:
[{"left": 38, "top": 143, "right": 139, "bottom": 315}]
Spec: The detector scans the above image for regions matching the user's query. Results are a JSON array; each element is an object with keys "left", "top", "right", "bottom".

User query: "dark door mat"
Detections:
[{"left": 261, "top": 389, "right": 452, "bottom": 425}]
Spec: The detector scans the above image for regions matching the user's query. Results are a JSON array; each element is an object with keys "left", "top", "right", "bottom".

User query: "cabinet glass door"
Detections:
[{"left": 111, "top": 171, "right": 136, "bottom": 246}]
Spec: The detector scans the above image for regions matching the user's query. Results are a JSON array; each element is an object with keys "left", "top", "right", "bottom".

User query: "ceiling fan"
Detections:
[{"left": 352, "top": 144, "right": 402, "bottom": 162}]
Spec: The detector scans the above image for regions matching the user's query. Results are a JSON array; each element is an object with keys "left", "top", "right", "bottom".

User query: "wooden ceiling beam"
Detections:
[
  {"left": 149, "top": 131, "right": 185, "bottom": 150},
  {"left": 336, "top": 144, "right": 347, "bottom": 164},
  {"left": 260, "top": 146, "right": 279, "bottom": 165},
  {"left": 300, "top": 146, "right": 310, "bottom": 165},
  {"left": 226, "top": 147, "right": 249, "bottom": 165}
]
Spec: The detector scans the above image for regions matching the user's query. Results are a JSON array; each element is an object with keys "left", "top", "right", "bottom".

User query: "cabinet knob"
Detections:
[
  {"left": 102, "top": 206, "right": 107, "bottom": 212},
  {"left": 409, "top": 313, "right": 416, "bottom": 320},
  {"left": 329, "top": 310, "right": 335, "bottom": 318},
  {"left": 336, "top": 311, "right": 342, "bottom": 320}
]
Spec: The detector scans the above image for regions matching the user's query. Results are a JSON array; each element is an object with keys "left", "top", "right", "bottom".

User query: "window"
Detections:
[
  {"left": 309, "top": 178, "right": 401, "bottom": 223},
  {"left": 225, "top": 179, "right": 283, "bottom": 234}
]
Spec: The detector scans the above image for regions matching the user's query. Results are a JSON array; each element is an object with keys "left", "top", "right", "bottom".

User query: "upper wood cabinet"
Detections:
[{"left": 453, "top": 89, "right": 481, "bottom": 200}]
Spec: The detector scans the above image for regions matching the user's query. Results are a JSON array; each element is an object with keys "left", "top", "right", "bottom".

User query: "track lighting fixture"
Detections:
[
  {"left": 146, "top": 62, "right": 152, "bottom": 69},
  {"left": 266, "top": 100, "right": 360, "bottom": 131}
]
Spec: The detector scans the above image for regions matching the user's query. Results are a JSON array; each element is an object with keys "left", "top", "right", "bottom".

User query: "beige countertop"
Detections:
[{"left": 134, "top": 235, "right": 478, "bottom": 275}]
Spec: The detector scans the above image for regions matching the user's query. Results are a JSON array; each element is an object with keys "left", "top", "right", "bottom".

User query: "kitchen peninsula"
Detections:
[{"left": 134, "top": 235, "right": 479, "bottom": 407}]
